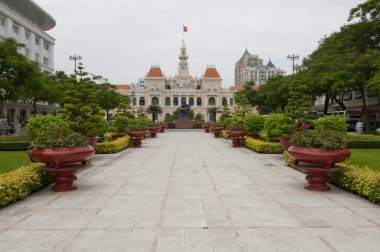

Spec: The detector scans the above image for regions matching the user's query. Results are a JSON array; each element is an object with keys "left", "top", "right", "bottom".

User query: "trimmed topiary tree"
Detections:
[{"left": 57, "top": 74, "right": 108, "bottom": 138}]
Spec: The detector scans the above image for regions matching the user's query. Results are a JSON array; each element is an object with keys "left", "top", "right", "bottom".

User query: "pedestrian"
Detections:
[
  {"left": 356, "top": 119, "right": 364, "bottom": 134},
  {"left": 15, "top": 121, "right": 21, "bottom": 134}
]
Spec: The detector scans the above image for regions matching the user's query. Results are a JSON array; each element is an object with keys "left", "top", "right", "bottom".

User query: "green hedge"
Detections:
[
  {"left": 329, "top": 164, "right": 380, "bottom": 204},
  {"left": 0, "top": 141, "right": 30, "bottom": 151},
  {"left": 244, "top": 137, "right": 283, "bottom": 154},
  {"left": 347, "top": 140, "right": 380, "bottom": 148},
  {"left": 220, "top": 130, "right": 229, "bottom": 140},
  {"left": 103, "top": 132, "right": 114, "bottom": 142},
  {"left": 94, "top": 135, "right": 130, "bottom": 154},
  {"left": 0, "top": 163, "right": 52, "bottom": 208}
]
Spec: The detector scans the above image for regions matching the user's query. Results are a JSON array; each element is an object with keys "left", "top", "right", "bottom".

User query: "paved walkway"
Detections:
[{"left": 1, "top": 130, "right": 380, "bottom": 252}]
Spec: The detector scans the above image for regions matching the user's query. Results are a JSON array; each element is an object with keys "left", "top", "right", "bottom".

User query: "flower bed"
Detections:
[
  {"left": 0, "top": 163, "right": 52, "bottom": 208},
  {"left": 244, "top": 137, "right": 283, "bottom": 154},
  {"left": 94, "top": 135, "right": 131, "bottom": 154}
]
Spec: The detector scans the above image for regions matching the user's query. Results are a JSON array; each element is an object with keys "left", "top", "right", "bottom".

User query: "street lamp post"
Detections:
[
  {"left": 287, "top": 53, "right": 299, "bottom": 75},
  {"left": 69, "top": 55, "right": 82, "bottom": 76}
]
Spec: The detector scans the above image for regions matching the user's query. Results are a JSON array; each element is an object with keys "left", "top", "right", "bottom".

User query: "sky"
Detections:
[{"left": 35, "top": 0, "right": 364, "bottom": 87}]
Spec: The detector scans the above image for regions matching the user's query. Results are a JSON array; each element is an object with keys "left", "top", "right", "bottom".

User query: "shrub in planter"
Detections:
[
  {"left": 315, "top": 114, "right": 348, "bottom": 132},
  {"left": 263, "top": 113, "right": 296, "bottom": 139},
  {"left": 243, "top": 113, "right": 265, "bottom": 136},
  {"left": 219, "top": 116, "right": 231, "bottom": 127},
  {"left": 27, "top": 114, "right": 68, "bottom": 139},
  {"left": 291, "top": 128, "right": 347, "bottom": 149},
  {"left": 112, "top": 115, "right": 132, "bottom": 134},
  {"left": 30, "top": 125, "right": 88, "bottom": 150},
  {"left": 194, "top": 113, "right": 204, "bottom": 122},
  {"left": 289, "top": 128, "right": 350, "bottom": 170},
  {"left": 128, "top": 117, "right": 151, "bottom": 131},
  {"left": 226, "top": 116, "right": 245, "bottom": 131},
  {"left": 57, "top": 80, "right": 108, "bottom": 138}
]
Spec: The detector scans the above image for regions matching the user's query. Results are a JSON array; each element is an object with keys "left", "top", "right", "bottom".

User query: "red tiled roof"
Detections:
[
  {"left": 114, "top": 84, "right": 132, "bottom": 90},
  {"left": 203, "top": 68, "right": 220, "bottom": 78},
  {"left": 147, "top": 67, "right": 164, "bottom": 78},
  {"left": 229, "top": 86, "right": 259, "bottom": 91}
]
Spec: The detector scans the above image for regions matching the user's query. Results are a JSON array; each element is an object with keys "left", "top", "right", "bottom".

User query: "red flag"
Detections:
[{"left": 183, "top": 25, "right": 188, "bottom": 32}]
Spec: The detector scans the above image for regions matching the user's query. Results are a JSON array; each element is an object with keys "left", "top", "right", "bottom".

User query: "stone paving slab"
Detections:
[{"left": 1, "top": 130, "right": 380, "bottom": 251}]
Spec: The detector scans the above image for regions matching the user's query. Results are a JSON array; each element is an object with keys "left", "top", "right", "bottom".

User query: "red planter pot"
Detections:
[
  {"left": 288, "top": 146, "right": 350, "bottom": 191},
  {"left": 87, "top": 136, "right": 100, "bottom": 147},
  {"left": 29, "top": 146, "right": 94, "bottom": 169},
  {"left": 127, "top": 130, "right": 148, "bottom": 147},
  {"left": 194, "top": 122, "right": 203, "bottom": 129},
  {"left": 39, "top": 165, "right": 87, "bottom": 192},
  {"left": 295, "top": 164, "right": 343, "bottom": 191},
  {"left": 160, "top": 123, "right": 168, "bottom": 133},
  {"left": 210, "top": 126, "right": 224, "bottom": 138},
  {"left": 279, "top": 137, "right": 292, "bottom": 150},
  {"left": 202, "top": 124, "right": 211, "bottom": 133},
  {"left": 148, "top": 126, "right": 161, "bottom": 138},
  {"left": 288, "top": 145, "right": 351, "bottom": 168},
  {"left": 225, "top": 130, "right": 247, "bottom": 147}
]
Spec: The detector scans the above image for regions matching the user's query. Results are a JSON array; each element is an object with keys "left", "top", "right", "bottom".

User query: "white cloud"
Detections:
[{"left": 35, "top": 0, "right": 363, "bottom": 87}]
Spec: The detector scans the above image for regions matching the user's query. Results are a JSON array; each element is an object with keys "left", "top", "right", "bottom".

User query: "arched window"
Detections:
[
  {"left": 151, "top": 96, "right": 159, "bottom": 105},
  {"left": 208, "top": 97, "right": 216, "bottom": 106},
  {"left": 222, "top": 97, "right": 227, "bottom": 106},
  {"left": 181, "top": 97, "right": 186, "bottom": 105},
  {"left": 165, "top": 97, "right": 171, "bottom": 106},
  {"left": 197, "top": 97, "right": 202, "bottom": 106},
  {"left": 189, "top": 97, "right": 194, "bottom": 106},
  {"left": 230, "top": 98, "right": 233, "bottom": 106},
  {"left": 173, "top": 97, "right": 179, "bottom": 106},
  {"left": 139, "top": 97, "right": 145, "bottom": 106}
]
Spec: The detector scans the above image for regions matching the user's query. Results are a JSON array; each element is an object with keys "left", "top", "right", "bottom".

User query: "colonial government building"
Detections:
[{"left": 115, "top": 40, "right": 239, "bottom": 121}]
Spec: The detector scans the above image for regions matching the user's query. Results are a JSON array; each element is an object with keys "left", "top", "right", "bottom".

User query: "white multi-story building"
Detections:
[
  {"left": 0, "top": 0, "right": 55, "bottom": 74},
  {"left": 234, "top": 49, "right": 285, "bottom": 85},
  {"left": 0, "top": 0, "right": 56, "bottom": 126}
]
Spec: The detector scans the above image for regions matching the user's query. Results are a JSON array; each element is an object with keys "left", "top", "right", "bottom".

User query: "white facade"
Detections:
[
  {"left": 0, "top": 0, "right": 55, "bottom": 74},
  {"left": 235, "top": 49, "right": 285, "bottom": 85},
  {"left": 0, "top": 0, "right": 57, "bottom": 126},
  {"left": 115, "top": 40, "right": 238, "bottom": 121}
]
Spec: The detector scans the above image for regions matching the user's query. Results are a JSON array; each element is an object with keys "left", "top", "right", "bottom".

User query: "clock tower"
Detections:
[{"left": 178, "top": 39, "right": 189, "bottom": 76}]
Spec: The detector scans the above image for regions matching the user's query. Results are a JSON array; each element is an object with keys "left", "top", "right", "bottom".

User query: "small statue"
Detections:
[{"left": 178, "top": 103, "right": 191, "bottom": 119}]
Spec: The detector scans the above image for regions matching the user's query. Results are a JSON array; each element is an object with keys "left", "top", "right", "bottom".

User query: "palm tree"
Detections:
[
  {"left": 207, "top": 107, "right": 220, "bottom": 122},
  {"left": 146, "top": 104, "right": 163, "bottom": 122}
]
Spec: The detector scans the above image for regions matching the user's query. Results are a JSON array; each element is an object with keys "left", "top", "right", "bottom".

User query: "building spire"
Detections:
[{"left": 178, "top": 39, "right": 189, "bottom": 75}]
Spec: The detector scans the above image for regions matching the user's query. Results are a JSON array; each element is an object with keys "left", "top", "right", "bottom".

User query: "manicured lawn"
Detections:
[
  {"left": 345, "top": 149, "right": 380, "bottom": 172},
  {"left": 0, "top": 151, "right": 31, "bottom": 174}
]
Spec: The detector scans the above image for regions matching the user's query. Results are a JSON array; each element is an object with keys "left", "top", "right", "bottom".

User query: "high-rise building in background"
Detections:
[
  {"left": 234, "top": 49, "right": 285, "bottom": 85},
  {"left": 0, "top": 0, "right": 56, "bottom": 125}
]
